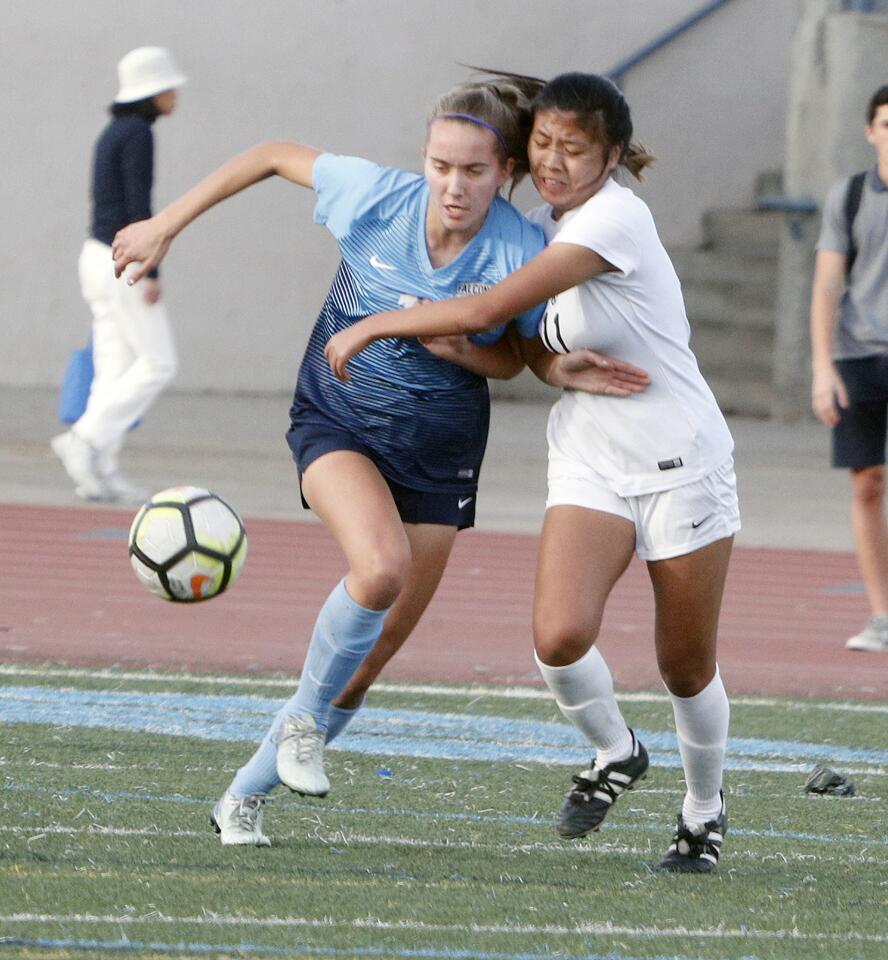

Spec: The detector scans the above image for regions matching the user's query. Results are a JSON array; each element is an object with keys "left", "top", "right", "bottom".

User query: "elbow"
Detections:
[
  {"left": 254, "top": 141, "right": 290, "bottom": 176},
  {"left": 490, "top": 359, "right": 524, "bottom": 381}
]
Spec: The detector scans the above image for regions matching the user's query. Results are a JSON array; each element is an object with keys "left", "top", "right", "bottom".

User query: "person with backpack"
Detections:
[{"left": 810, "top": 84, "right": 888, "bottom": 652}]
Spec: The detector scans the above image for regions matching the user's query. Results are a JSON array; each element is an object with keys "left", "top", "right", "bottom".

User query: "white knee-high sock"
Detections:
[
  {"left": 535, "top": 646, "right": 633, "bottom": 765},
  {"left": 668, "top": 667, "right": 729, "bottom": 827}
]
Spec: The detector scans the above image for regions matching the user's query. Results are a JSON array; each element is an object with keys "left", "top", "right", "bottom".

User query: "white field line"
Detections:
[
  {"left": 1, "top": 663, "right": 885, "bottom": 713},
  {"left": 2, "top": 911, "right": 886, "bottom": 944},
  {"left": 4, "top": 825, "right": 885, "bottom": 866}
]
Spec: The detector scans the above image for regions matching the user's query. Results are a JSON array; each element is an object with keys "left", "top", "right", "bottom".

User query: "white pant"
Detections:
[{"left": 74, "top": 239, "right": 177, "bottom": 469}]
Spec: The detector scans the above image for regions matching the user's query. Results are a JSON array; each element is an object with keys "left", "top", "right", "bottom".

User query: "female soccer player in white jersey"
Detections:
[
  {"left": 326, "top": 72, "right": 739, "bottom": 874},
  {"left": 111, "top": 75, "right": 650, "bottom": 846}
]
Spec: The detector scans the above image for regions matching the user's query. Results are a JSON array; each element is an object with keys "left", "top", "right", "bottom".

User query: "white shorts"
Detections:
[{"left": 546, "top": 456, "right": 741, "bottom": 561}]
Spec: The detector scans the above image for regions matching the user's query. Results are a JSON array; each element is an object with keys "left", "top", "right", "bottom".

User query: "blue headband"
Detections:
[{"left": 431, "top": 113, "right": 509, "bottom": 152}]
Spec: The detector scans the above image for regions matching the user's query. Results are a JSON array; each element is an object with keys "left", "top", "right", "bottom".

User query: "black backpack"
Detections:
[{"left": 844, "top": 171, "right": 867, "bottom": 277}]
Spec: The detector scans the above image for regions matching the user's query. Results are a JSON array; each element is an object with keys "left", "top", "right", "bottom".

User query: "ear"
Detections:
[
  {"left": 606, "top": 143, "right": 622, "bottom": 173},
  {"left": 499, "top": 155, "right": 516, "bottom": 185}
]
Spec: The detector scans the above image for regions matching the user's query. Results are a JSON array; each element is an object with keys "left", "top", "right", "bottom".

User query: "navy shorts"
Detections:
[
  {"left": 832, "top": 356, "right": 888, "bottom": 470},
  {"left": 286, "top": 402, "right": 478, "bottom": 530}
]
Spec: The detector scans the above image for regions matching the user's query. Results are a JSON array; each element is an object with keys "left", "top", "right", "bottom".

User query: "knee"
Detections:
[
  {"left": 348, "top": 545, "right": 411, "bottom": 610},
  {"left": 658, "top": 659, "right": 715, "bottom": 698},
  {"left": 852, "top": 468, "right": 886, "bottom": 507},
  {"left": 135, "top": 352, "right": 177, "bottom": 390},
  {"left": 534, "top": 616, "right": 599, "bottom": 667},
  {"left": 150, "top": 355, "right": 178, "bottom": 388}
]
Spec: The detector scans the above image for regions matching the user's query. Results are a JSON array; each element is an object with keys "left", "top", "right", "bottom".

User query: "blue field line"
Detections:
[
  {"left": 2, "top": 685, "right": 886, "bottom": 773},
  {"left": 0, "top": 938, "right": 704, "bottom": 960},
  {"left": 4, "top": 780, "right": 886, "bottom": 848}
]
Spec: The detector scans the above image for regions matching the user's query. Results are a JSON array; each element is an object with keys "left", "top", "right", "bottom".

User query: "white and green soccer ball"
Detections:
[{"left": 128, "top": 486, "right": 247, "bottom": 602}]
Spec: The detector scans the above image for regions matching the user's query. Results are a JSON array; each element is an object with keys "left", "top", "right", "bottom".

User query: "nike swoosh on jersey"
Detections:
[
  {"left": 458, "top": 497, "right": 473, "bottom": 509},
  {"left": 369, "top": 254, "right": 397, "bottom": 271},
  {"left": 691, "top": 514, "right": 713, "bottom": 529}
]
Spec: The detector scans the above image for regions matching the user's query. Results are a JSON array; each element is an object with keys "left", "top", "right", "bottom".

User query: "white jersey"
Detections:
[{"left": 527, "top": 178, "right": 733, "bottom": 496}]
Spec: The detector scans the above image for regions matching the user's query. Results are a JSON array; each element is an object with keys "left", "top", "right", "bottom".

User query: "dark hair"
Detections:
[
  {"left": 868, "top": 84, "right": 888, "bottom": 124},
  {"left": 428, "top": 70, "right": 546, "bottom": 192},
  {"left": 109, "top": 97, "right": 160, "bottom": 121},
  {"left": 533, "top": 72, "right": 655, "bottom": 180}
]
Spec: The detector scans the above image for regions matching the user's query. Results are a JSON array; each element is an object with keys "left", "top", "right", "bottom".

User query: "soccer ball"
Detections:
[{"left": 128, "top": 486, "right": 247, "bottom": 602}]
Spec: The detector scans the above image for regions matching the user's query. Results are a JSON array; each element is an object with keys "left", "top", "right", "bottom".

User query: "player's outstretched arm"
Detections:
[
  {"left": 324, "top": 242, "right": 612, "bottom": 381},
  {"left": 112, "top": 141, "right": 321, "bottom": 284}
]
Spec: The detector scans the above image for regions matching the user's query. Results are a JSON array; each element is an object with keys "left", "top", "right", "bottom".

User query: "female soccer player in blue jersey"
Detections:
[{"left": 112, "top": 75, "right": 649, "bottom": 846}]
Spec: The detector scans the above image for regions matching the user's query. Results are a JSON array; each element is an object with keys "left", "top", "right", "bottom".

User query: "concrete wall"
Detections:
[
  {"left": 772, "top": 0, "right": 888, "bottom": 418},
  {"left": 1, "top": 0, "right": 798, "bottom": 393}
]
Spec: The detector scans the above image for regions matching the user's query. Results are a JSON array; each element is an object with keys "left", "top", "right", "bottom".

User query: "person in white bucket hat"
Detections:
[
  {"left": 51, "top": 47, "right": 187, "bottom": 502},
  {"left": 115, "top": 47, "right": 187, "bottom": 104}
]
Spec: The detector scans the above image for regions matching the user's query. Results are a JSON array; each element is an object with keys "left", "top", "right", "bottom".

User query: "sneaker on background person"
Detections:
[
  {"left": 846, "top": 615, "right": 888, "bottom": 652},
  {"left": 50, "top": 430, "right": 109, "bottom": 501},
  {"left": 100, "top": 471, "right": 149, "bottom": 505}
]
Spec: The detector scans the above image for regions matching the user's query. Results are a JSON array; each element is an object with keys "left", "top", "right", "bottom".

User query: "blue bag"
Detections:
[{"left": 57, "top": 340, "right": 94, "bottom": 424}]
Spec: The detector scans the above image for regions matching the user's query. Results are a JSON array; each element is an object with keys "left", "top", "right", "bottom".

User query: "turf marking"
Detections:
[
  {"left": 4, "top": 783, "right": 886, "bottom": 848},
  {"left": 3, "top": 824, "right": 885, "bottom": 864},
  {"left": 2, "top": 912, "right": 887, "bottom": 944},
  {"left": 3, "top": 684, "right": 886, "bottom": 774},
  {"left": 0, "top": 936, "right": 694, "bottom": 960},
  {"left": 1, "top": 663, "right": 885, "bottom": 713}
]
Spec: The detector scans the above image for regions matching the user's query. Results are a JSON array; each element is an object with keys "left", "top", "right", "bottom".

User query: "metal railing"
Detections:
[{"left": 605, "top": 0, "right": 737, "bottom": 86}]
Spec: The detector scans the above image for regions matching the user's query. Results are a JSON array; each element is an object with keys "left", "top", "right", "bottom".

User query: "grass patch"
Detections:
[{"left": 1, "top": 666, "right": 885, "bottom": 960}]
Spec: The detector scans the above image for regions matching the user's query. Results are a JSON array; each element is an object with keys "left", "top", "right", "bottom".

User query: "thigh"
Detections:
[
  {"left": 116, "top": 285, "right": 177, "bottom": 365},
  {"left": 90, "top": 304, "right": 135, "bottom": 383},
  {"left": 301, "top": 450, "right": 411, "bottom": 595},
  {"left": 533, "top": 505, "right": 636, "bottom": 663},
  {"left": 646, "top": 536, "right": 733, "bottom": 694}
]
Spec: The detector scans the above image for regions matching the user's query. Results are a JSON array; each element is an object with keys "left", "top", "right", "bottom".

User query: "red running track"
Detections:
[{"left": 0, "top": 503, "right": 884, "bottom": 700}]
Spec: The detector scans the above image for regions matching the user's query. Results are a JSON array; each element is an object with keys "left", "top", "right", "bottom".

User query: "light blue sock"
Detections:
[
  {"left": 325, "top": 703, "right": 361, "bottom": 744},
  {"left": 287, "top": 578, "right": 389, "bottom": 730},
  {"left": 229, "top": 703, "right": 288, "bottom": 797},
  {"left": 230, "top": 579, "right": 388, "bottom": 797}
]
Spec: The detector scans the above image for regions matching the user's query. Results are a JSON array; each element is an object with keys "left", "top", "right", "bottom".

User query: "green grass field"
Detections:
[{"left": 1, "top": 664, "right": 885, "bottom": 960}]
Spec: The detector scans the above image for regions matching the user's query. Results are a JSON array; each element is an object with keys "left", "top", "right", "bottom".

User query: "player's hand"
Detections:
[
  {"left": 325, "top": 325, "right": 373, "bottom": 382},
  {"left": 111, "top": 216, "right": 172, "bottom": 283},
  {"left": 142, "top": 279, "right": 162, "bottom": 305},
  {"left": 551, "top": 349, "right": 651, "bottom": 396},
  {"left": 811, "top": 364, "right": 847, "bottom": 427}
]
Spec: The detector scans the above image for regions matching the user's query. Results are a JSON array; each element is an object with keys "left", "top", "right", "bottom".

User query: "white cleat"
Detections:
[
  {"left": 276, "top": 713, "right": 330, "bottom": 796},
  {"left": 210, "top": 790, "right": 271, "bottom": 846}
]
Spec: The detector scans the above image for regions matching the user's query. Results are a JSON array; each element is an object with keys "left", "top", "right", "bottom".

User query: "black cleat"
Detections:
[
  {"left": 557, "top": 730, "right": 649, "bottom": 838},
  {"left": 656, "top": 792, "right": 726, "bottom": 873}
]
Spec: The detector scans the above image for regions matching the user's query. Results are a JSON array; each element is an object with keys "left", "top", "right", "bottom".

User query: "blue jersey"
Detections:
[{"left": 292, "top": 154, "right": 545, "bottom": 492}]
